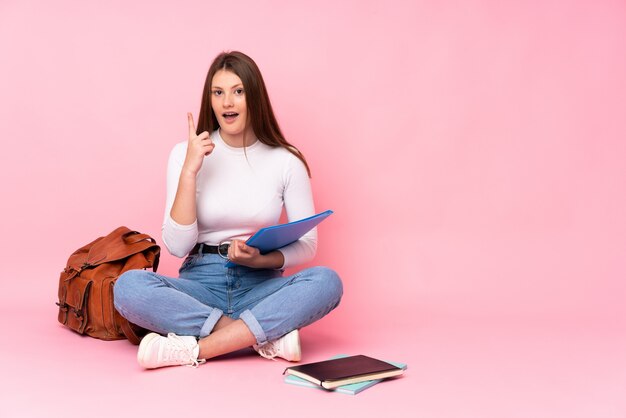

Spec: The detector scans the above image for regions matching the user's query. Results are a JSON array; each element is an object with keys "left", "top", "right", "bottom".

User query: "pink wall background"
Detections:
[
  {"left": 1, "top": 0, "right": 625, "bottom": 330},
  {"left": 1, "top": 1, "right": 625, "bottom": 416}
]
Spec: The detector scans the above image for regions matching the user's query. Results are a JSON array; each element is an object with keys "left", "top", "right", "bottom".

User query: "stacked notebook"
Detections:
[{"left": 283, "top": 355, "right": 407, "bottom": 395}]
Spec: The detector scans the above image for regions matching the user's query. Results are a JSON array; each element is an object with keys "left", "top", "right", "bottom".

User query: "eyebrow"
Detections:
[{"left": 211, "top": 83, "right": 243, "bottom": 90}]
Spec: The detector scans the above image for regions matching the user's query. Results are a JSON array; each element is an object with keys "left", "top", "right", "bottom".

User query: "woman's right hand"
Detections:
[{"left": 182, "top": 112, "right": 215, "bottom": 176}]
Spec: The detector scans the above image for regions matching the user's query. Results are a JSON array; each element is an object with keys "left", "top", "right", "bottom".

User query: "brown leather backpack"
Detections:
[{"left": 56, "top": 226, "right": 160, "bottom": 344}]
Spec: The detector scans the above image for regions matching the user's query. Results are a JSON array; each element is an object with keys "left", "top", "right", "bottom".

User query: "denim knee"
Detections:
[
  {"left": 113, "top": 269, "right": 150, "bottom": 311},
  {"left": 307, "top": 266, "right": 343, "bottom": 305}
]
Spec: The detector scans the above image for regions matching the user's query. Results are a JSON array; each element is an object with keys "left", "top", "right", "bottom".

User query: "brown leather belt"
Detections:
[{"left": 189, "top": 243, "right": 230, "bottom": 256}]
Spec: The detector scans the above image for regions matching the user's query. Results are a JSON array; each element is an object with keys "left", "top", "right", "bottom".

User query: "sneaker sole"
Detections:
[{"left": 285, "top": 329, "right": 302, "bottom": 362}]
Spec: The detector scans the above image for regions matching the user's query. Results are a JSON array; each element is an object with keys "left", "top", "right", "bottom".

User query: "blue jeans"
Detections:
[{"left": 113, "top": 253, "right": 343, "bottom": 345}]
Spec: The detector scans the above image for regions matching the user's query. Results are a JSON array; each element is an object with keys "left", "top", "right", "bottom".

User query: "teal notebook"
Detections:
[
  {"left": 283, "top": 355, "right": 407, "bottom": 395},
  {"left": 225, "top": 210, "right": 333, "bottom": 267}
]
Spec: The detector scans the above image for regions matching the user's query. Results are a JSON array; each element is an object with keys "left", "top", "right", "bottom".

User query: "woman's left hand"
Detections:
[{"left": 227, "top": 240, "right": 284, "bottom": 269}]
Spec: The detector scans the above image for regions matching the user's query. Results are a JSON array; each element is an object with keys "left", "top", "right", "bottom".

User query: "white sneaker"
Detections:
[
  {"left": 137, "top": 332, "right": 205, "bottom": 369},
  {"left": 254, "top": 329, "right": 301, "bottom": 362}
]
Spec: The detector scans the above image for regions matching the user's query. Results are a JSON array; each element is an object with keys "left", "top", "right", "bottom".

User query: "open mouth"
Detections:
[{"left": 222, "top": 112, "right": 239, "bottom": 121}]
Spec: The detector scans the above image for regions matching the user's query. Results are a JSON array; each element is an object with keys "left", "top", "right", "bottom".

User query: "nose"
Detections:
[{"left": 223, "top": 92, "right": 234, "bottom": 107}]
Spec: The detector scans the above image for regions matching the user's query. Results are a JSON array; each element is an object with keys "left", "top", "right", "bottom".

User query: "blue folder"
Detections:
[{"left": 225, "top": 210, "right": 333, "bottom": 267}]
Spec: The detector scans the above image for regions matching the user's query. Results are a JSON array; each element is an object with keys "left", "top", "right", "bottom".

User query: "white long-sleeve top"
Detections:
[{"left": 162, "top": 130, "right": 317, "bottom": 269}]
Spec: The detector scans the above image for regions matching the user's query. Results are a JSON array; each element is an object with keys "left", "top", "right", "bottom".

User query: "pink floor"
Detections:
[
  {"left": 2, "top": 1, "right": 625, "bottom": 417},
  {"left": 1, "top": 292, "right": 624, "bottom": 418}
]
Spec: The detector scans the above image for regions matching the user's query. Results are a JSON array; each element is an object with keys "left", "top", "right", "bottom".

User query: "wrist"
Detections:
[
  {"left": 179, "top": 166, "right": 198, "bottom": 180},
  {"left": 256, "top": 251, "right": 284, "bottom": 270}
]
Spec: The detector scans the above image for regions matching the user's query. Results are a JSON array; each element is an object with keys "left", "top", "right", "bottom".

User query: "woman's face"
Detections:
[{"left": 210, "top": 69, "right": 252, "bottom": 143}]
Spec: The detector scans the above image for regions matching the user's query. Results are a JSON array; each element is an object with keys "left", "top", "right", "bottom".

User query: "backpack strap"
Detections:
[
  {"left": 120, "top": 320, "right": 142, "bottom": 345},
  {"left": 83, "top": 228, "right": 159, "bottom": 268},
  {"left": 123, "top": 232, "right": 155, "bottom": 245}
]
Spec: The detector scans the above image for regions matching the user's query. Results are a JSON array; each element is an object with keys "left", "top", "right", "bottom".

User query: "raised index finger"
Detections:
[{"left": 187, "top": 112, "right": 196, "bottom": 138}]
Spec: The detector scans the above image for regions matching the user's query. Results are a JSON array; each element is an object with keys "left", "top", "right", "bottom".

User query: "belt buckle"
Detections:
[{"left": 217, "top": 241, "right": 230, "bottom": 260}]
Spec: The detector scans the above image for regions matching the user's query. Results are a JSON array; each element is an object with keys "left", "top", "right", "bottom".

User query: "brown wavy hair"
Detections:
[{"left": 196, "top": 51, "right": 311, "bottom": 177}]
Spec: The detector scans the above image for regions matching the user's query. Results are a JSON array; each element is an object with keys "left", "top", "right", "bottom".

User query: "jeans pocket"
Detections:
[{"left": 179, "top": 255, "right": 196, "bottom": 272}]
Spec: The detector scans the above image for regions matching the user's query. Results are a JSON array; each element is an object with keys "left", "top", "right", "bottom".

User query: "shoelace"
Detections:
[
  {"left": 164, "top": 333, "right": 206, "bottom": 368},
  {"left": 255, "top": 341, "right": 279, "bottom": 361}
]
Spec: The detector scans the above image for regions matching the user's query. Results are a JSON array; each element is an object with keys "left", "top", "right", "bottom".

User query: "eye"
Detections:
[
  {"left": 212, "top": 90, "right": 222, "bottom": 96},
  {"left": 235, "top": 88, "right": 244, "bottom": 95}
]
